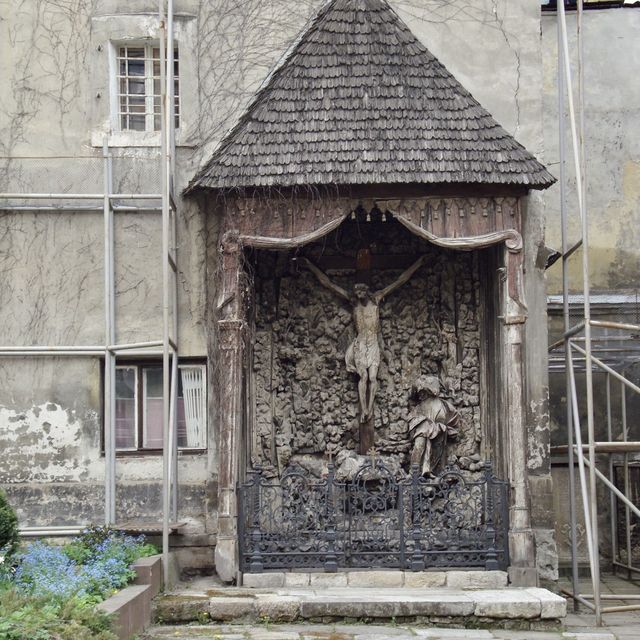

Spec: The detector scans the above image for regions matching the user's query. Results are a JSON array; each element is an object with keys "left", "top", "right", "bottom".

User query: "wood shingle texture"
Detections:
[{"left": 188, "top": 0, "right": 555, "bottom": 192}]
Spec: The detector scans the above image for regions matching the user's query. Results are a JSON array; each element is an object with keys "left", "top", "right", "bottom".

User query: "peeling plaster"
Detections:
[{"left": 0, "top": 403, "right": 100, "bottom": 483}]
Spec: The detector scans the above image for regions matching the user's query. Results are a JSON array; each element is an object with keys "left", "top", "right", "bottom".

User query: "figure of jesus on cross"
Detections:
[{"left": 302, "top": 255, "right": 426, "bottom": 424}]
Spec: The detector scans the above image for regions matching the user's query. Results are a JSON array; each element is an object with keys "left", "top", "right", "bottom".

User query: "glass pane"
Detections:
[
  {"left": 145, "top": 367, "right": 163, "bottom": 397},
  {"left": 144, "top": 398, "right": 163, "bottom": 448},
  {"left": 128, "top": 78, "right": 145, "bottom": 94},
  {"left": 153, "top": 79, "right": 161, "bottom": 96},
  {"left": 119, "top": 47, "right": 126, "bottom": 57},
  {"left": 115, "top": 368, "right": 136, "bottom": 449},
  {"left": 152, "top": 47, "right": 160, "bottom": 58},
  {"left": 144, "top": 367, "right": 163, "bottom": 448},
  {"left": 154, "top": 115, "right": 161, "bottom": 131},
  {"left": 177, "top": 398, "right": 188, "bottom": 448},
  {"left": 174, "top": 114, "right": 180, "bottom": 129},
  {"left": 119, "top": 60, "right": 127, "bottom": 75},
  {"left": 129, "top": 114, "right": 145, "bottom": 131},
  {"left": 153, "top": 60, "right": 160, "bottom": 76},
  {"left": 179, "top": 366, "right": 205, "bottom": 448},
  {"left": 128, "top": 47, "right": 144, "bottom": 58},
  {"left": 116, "top": 368, "right": 135, "bottom": 397},
  {"left": 127, "top": 59, "right": 145, "bottom": 76}
]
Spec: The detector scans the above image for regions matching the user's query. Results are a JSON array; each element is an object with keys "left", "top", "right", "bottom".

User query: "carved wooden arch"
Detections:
[{"left": 214, "top": 194, "right": 535, "bottom": 584}]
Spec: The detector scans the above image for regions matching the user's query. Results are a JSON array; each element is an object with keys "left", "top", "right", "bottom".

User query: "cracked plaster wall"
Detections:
[{"left": 0, "top": 0, "right": 554, "bottom": 575}]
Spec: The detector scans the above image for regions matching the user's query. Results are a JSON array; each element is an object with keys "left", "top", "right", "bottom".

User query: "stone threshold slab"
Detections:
[
  {"left": 243, "top": 570, "right": 509, "bottom": 590},
  {"left": 154, "top": 586, "right": 567, "bottom": 627}
]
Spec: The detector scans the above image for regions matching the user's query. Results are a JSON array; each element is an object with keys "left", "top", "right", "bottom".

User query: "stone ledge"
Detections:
[
  {"left": 242, "top": 569, "right": 508, "bottom": 589},
  {"left": 160, "top": 586, "right": 566, "bottom": 628},
  {"left": 99, "top": 554, "right": 165, "bottom": 640},
  {"left": 473, "top": 590, "right": 542, "bottom": 619}
]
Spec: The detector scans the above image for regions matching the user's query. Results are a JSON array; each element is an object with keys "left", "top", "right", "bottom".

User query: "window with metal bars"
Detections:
[
  {"left": 542, "top": 0, "right": 638, "bottom": 9},
  {"left": 116, "top": 44, "right": 180, "bottom": 132}
]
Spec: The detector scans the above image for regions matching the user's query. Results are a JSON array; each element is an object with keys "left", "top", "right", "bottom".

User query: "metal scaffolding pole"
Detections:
[
  {"left": 160, "top": 0, "right": 178, "bottom": 587},
  {"left": 103, "top": 139, "right": 117, "bottom": 525},
  {"left": 557, "top": 3, "right": 580, "bottom": 611},
  {"left": 0, "top": 1, "right": 179, "bottom": 582}
]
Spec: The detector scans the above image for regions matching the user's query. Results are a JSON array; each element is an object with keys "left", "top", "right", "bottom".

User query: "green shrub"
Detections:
[
  {"left": 0, "top": 489, "right": 19, "bottom": 558},
  {"left": 0, "top": 588, "right": 116, "bottom": 640}
]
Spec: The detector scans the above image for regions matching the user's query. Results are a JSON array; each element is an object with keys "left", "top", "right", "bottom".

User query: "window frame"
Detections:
[
  {"left": 104, "top": 358, "right": 207, "bottom": 456},
  {"left": 109, "top": 41, "right": 180, "bottom": 134}
]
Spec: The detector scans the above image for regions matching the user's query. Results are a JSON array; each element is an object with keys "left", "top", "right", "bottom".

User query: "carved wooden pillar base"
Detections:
[
  {"left": 215, "top": 231, "right": 245, "bottom": 583},
  {"left": 502, "top": 247, "right": 537, "bottom": 586}
]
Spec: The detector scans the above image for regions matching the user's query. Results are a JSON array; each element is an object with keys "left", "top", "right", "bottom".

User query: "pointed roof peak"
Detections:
[{"left": 188, "top": 0, "right": 554, "bottom": 192}]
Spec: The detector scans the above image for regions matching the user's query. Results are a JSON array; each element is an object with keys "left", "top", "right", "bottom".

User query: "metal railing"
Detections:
[{"left": 238, "top": 460, "right": 509, "bottom": 573}]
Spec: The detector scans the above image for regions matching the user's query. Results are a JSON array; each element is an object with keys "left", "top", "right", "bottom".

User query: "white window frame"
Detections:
[
  {"left": 115, "top": 365, "right": 139, "bottom": 452},
  {"left": 113, "top": 361, "right": 207, "bottom": 453},
  {"left": 109, "top": 41, "right": 180, "bottom": 134}
]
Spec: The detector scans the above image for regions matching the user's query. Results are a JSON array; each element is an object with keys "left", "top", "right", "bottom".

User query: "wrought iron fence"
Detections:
[{"left": 238, "top": 459, "right": 509, "bottom": 573}]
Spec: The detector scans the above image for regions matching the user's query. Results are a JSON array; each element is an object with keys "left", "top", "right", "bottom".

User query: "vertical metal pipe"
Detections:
[
  {"left": 622, "top": 380, "right": 631, "bottom": 578},
  {"left": 103, "top": 138, "right": 116, "bottom": 525},
  {"left": 170, "top": 352, "right": 178, "bottom": 520},
  {"left": 557, "top": 1, "right": 584, "bottom": 222},
  {"left": 558, "top": 4, "right": 580, "bottom": 610},
  {"left": 159, "top": 0, "right": 171, "bottom": 584},
  {"left": 568, "top": 347, "right": 596, "bottom": 575},
  {"left": 607, "top": 374, "right": 618, "bottom": 572},
  {"left": 168, "top": 0, "right": 178, "bottom": 523},
  {"left": 575, "top": 0, "right": 601, "bottom": 623}
]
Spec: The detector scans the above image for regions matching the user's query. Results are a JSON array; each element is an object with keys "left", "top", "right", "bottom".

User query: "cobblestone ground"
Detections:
[{"left": 143, "top": 622, "right": 633, "bottom": 640}]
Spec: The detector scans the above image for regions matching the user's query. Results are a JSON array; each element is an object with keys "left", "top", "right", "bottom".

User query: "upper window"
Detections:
[
  {"left": 116, "top": 44, "right": 180, "bottom": 132},
  {"left": 114, "top": 362, "right": 206, "bottom": 452},
  {"left": 542, "top": 1, "right": 637, "bottom": 9}
]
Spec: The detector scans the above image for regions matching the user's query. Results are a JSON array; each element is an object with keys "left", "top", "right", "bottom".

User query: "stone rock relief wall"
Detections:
[{"left": 250, "top": 222, "right": 483, "bottom": 478}]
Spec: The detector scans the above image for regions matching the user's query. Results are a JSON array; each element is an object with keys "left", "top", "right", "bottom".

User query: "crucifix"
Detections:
[{"left": 302, "top": 253, "right": 426, "bottom": 454}]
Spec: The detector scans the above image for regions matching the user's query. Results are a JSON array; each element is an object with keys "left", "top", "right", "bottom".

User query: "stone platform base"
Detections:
[
  {"left": 243, "top": 569, "right": 509, "bottom": 590},
  {"left": 153, "top": 584, "right": 567, "bottom": 631}
]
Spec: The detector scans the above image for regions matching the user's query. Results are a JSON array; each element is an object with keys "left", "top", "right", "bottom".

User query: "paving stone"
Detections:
[
  {"left": 347, "top": 570, "right": 403, "bottom": 587},
  {"left": 243, "top": 573, "right": 286, "bottom": 588},
  {"left": 445, "top": 571, "right": 508, "bottom": 589},
  {"left": 472, "top": 590, "right": 541, "bottom": 619},
  {"left": 332, "top": 624, "right": 410, "bottom": 636},
  {"left": 525, "top": 588, "right": 567, "bottom": 619},
  {"left": 284, "top": 573, "right": 311, "bottom": 587},
  {"left": 353, "top": 636, "right": 414, "bottom": 640},
  {"left": 414, "top": 630, "right": 495, "bottom": 638},
  {"left": 562, "top": 634, "right": 616, "bottom": 640},
  {"left": 248, "top": 632, "right": 301, "bottom": 640},
  {"left": 403, "top": 571, "right": 447, "bottom": 588},
  {"left": 152, "top": 595, "right": 211, "bottom": 623},
  {"left": 309, "top": 572, "right": 349, "bottom": 587},
  {"left": 209, "top": 596, "right": 256, "bottom": 621},
  {"left": 254, "top": 595, "right": 301, "bottom": 622}
]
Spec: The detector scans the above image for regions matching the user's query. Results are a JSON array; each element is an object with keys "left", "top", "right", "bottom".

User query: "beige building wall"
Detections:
[{"left": 0, "top": 0, "right": 556, "bottom": 576}]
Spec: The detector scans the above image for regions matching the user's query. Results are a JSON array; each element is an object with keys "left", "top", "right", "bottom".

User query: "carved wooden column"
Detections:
[
  {"left": 215, "top": 230, "right": 245, "bottom": 582},
  {"left": 502, "top": 244, "right": 537, "bottom": 586}
]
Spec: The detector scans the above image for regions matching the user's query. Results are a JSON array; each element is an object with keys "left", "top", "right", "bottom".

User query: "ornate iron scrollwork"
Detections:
[{"left": 238, "top": 459, "right": 509, "bottom": 572}]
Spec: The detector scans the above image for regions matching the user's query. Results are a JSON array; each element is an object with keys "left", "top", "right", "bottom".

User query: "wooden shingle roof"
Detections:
[{"left": 188, "top": 0, "right": 555, "bottom": 192}]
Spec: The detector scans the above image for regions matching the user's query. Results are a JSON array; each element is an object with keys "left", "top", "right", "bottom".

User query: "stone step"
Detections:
[
  {"left": 243, "top": 570, "right": 509, "bottom": 590},
  {"left": 153, "top": 586, "right": 567, "bottom": 631}
]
